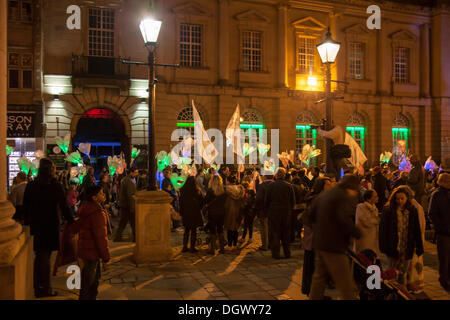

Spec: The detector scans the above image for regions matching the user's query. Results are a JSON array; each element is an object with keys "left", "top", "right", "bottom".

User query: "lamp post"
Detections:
[
  {"left": 139, "top": 18, "right": 161, "bottom": 191},
  {"left": 316, "top": 27, "right": 340, "bottom": 173}
]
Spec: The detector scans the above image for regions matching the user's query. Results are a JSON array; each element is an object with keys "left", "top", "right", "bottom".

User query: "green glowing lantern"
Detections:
[
  {"left": 65, "top": 151, "right": 83, "bottom": 164},
  {"left": 6, "top": 145, "right": 14, "bottom": 156},
  {"left": 156, "top": 151, "right": 171, "bottom": 172},
  {"left": 55, "top": 133, "right": 71, "bottom": 154},
  {"left": 131, "top": 147, "right": 140, "bottom": 160},
  {"left": 243, "top": 143, "right": 256, "bottom": 157},
  {"left": 17, "top": 156, "right": 32, "bottom": 175},
  {"left": 170, "top": 173, "right": 187, "bottom": 191}
]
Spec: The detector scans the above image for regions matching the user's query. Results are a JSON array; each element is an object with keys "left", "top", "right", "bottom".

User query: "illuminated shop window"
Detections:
[{"left": 392, "top": 113, "right": 410, "bottom": 151}]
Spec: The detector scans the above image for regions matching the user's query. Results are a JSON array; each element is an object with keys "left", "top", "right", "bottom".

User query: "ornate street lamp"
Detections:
[
  {"left": 316, "top": 27, "right": 340, "bottom": 173},
  {"left": 139, "top": 18, "right": 161, "bottom": 191}
]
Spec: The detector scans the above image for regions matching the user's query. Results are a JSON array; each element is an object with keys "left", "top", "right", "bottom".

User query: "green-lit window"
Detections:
[
  {"left": 296, "top": 125, "right": 318, "bottom": 165},
  {"left": 346, "top": 126, "right": 365, "bottom": 152},
  {"left": 392, "top": 127, "right": 409, "bottom": 151},
  {"left": 240, "top": 123, "right": 264, "bottom": 145}
]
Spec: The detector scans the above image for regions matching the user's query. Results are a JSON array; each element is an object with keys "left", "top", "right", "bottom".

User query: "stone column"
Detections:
[
  {"left": 133, "top": 190, "right": 173, "bottom": 264},
  {"left": 420, "top": 23, "right": 430, "bottom": 97},
  {"left": 0, "top": 0, "right": 34, "bottom": 300},
  {"left": 218, "top": 0, "right": 230, "bottom": 85},
  {"left": 277, "top": 4, "right": 288, "bottom": 88}
]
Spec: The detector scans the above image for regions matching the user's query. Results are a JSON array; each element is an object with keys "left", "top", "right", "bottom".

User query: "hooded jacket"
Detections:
[
  {"left": 224, "top": 185, "right": 245, "bottom": 231},
  {"left": 74, "top": 200, "right": 110, "bottom": 262}
]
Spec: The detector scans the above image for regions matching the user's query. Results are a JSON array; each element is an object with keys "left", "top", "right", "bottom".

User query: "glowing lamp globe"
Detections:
[
  {"left": 139, "top": 18, "right": 162, "bottom": 45},
  {"left": 316, "top": 28, "right": 340, "bottom": 63}
]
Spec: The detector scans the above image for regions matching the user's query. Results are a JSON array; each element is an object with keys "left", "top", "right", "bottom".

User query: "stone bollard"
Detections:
[{"left": 133, "top": 190, "right": 173, "bottom": 264}]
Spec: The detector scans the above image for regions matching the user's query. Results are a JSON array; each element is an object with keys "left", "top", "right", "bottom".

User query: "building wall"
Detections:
[{"left": 33, "top": 0, "right": 450, "bottom": 166}]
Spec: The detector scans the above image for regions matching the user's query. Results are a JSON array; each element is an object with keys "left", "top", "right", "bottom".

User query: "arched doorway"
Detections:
[{"left": 73, "top": 108, "right": 129, "bottom": 178}]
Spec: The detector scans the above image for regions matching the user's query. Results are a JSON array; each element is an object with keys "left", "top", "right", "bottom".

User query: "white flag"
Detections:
[
  {"left": 192, "top": 100, "right": 218, "bottom": 164},
  {"left": 344, "top": 132, "right": 367, "bottom": 170},
  {"left": 226, "top": 104, "right": 244, "bottom": 158}
]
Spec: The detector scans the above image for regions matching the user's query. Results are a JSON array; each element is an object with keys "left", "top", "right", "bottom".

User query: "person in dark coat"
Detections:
[
  {"left": 428, "top": 173, "right": 450, "bottom": 291},
  {"left": 373, "top": 166, "right": 389, "bottom": 211},
  {"left": 204, "top": 175, "right": 228, "bottom": 254},
  {"left": 79, "top": 166, "right": 96, "bottom": 201},
  {"left": 255, "top": 174, "right": 273, "bottom": 251},
  {"left": 407, "top": 154, "right": 425, "bottom": 202},
  {"left": 240, "top": 182, "right": 256, "bottom": 243},
  {"left": 179, "top": 176, "right": 204, "bottom": 253},
  {"left": 308, "top": 175, "right": 362, "bottom": 300},
  {"left": 23, "top": 158, "right": 75, "bottom": 298},
  {"left": 72, "top": 185, "right": 110, "bottom": 300},
  {"left": 379, "top": 186, "right": 424, "bottom": 285},
  {"left": 114, "top": 168, "right": 138, "bottom": 242},
  {"left": 264, "top": 168, "right": 296, "bottom": 259}
]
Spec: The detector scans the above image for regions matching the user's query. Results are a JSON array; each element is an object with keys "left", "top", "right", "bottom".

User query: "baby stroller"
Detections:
[{"left": 347, "top": 249, "right": 415, "bottom": 300}]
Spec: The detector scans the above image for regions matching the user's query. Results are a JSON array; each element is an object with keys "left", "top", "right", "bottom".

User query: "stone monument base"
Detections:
[{"left": 133, "top": 190, "right": 173, "bottom": 264}]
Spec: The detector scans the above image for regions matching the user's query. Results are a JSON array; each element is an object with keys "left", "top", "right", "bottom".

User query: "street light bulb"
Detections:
[
  {"left": 140, "top": 18, "right": 162, "bottom": 44},
  {"left": 317, "top": 28, "right": 340, "bottom": 63},
  {"left": 307, "top": 76, "right": 317, "bottom": 86}
]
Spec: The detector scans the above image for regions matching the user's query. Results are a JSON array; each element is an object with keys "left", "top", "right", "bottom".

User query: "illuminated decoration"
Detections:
[
  {"left": 156, "top": 151, "right": 172, "bottom": 172},
  {"left": 83, "top": 108, "right": 116, "bottom": 119},
  {"left": 53, "top": 146, "right": 61, "bottom": 154},
  {"left": 307, "top": 76, "right": 317, "bottom": 86},
  {"left": 181, "top": 164, "right": 197, "bottom": 177},
  {"left": 171, "top": 152, "right": 192, "bottom": 169},
  {"left": 140, "top": 18, "right": 162, "bottom": 44},
  {"left": 79, "top": 166, "right": 87, "bottom": 184},
  {"left": 170, "top": 173, "right": 187, "bottom": 191},
  {"left": 211, "top": 164, "right": 221, "bottom": 172},
  {"left": 30, "top": 159, "right": 39, "bottom": 177},
  {"left": 131, "top": 147, "right": 141, "bottom": 165},
  {"left": 399, "top": 156, "right": 412, "bottom": 172},
  {"left": 240, "top": 123, "right": 264, "bottom": 129},
  {"left": 17, "top": 156, "right": 34, "bottom": 175},
  {"left": 43, "top": 75, "right": 73, "bottom": 95},
  {"left": 243, "top": 143, "right": 256, "bottom": 157},
  {"left": 226, "top": 104, "right": 244, "bottom": 158},
  {"left": 263, "top": 159, "right": 276, "bottom": 174},
  {"left": 181, "top": 137, "right": 194, "bottom": 158},
  {"left": 78, "top": 143, "right": 91, "bottom": 156},
  {"left": 55, "top": 133, "right": 71, "bottom": 154},
  {"left": 341, "top": 168, "right": 345, "bottom": 179},
  {"left": 278, "top": 151, "right": 295, "bottom": 168},
  {"left": 379, "top": 151, "right": 393, "bottom": 164},
  {"left": 177, "top": 122, "right": 194, "bottom": 127},
  {"left": 257, "top": 143, "right": 270, "bottom": 156},
  {"left": 65, "top": 151, "right": 83, "bottom": 164},
  {"left": 316, "top": 28, "right": 341, "bottom": 64},
  {"left": 298, "top": 144, "right": 321, "bottom": 166},
  {"left": 346, "top": 126, "right": 365, "bottom": 152},
  {"left": 6, "top": 145, "right": 14, "bottom": 156},
  {"left": 108, "top": 155, "right": 125, "bottom": 176},
  {"left": 424, "top": 156, "right": 438, "bottom": 171}
]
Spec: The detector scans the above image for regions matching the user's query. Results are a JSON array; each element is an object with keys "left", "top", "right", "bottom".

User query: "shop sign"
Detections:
[{"left": 7, "top": 112, "right": 35, "bottom": 137}]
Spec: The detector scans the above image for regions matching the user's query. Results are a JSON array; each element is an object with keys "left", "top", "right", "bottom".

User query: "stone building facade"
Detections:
[{"left": 7, "top": 0, "right": 450, "bottom": 168}]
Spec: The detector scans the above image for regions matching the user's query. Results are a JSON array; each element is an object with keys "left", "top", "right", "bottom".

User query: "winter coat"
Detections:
[
  {"left": 429, "top": 187, "right": 450, "bottom": 236},
  {"left": 9, "top": 181, "right": 27, "bottom": 207},
  {"left": 204, "top": 189, "right": 227, "bottom": 217},
  {"left": 355, "top": 202, "right": 381, "bottom": 256},
  {"left": 373, "top": 172, "right": 388, "bottom": 210},
  {"left": 242, "top": 189, "right": 256, "bottom": 218},
  {"left": 407, "top": 165, "right": 425, "bottom": 199},
  {"left": 179, "top": 187, "right": 204, "bottom": 229},
  {"left": 98, "top": 181, "right": 111, "bottom": 203},
  {"left": 73, "top": 200, "right": 110, "bottom": 262},
  {"left": 23, "top": 178, "right": 74, "bottom": 251},
  {"left": 379, "top": 204, "right": 424, "bottom": 260},
  {"left": 254, "top": 180, "right": 273, "bottom": 218},
  {"left": 224, "top": 185, "right": 245, "bottom": 231},
  {"left": 264, "top": 179, "right": 296, "bottom": 218},
  {"left": 119, "top": 175, "right": 137, "bottom": 211},
  {"left": 310, "top": 187, "right": 361, "bottom": 254}
]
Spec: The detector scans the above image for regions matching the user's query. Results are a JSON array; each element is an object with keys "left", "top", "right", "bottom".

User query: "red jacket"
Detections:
[{"left": 73, "top": 200, "right": 110, "bottom": 262}]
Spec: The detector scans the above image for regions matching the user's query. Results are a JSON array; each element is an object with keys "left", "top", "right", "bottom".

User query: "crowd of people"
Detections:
[{"left": 6, "top": 153, "right": 450, "bottom": 300}]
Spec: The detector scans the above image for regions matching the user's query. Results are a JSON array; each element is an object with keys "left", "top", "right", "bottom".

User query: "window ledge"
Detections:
[
  {"left": 178, "top": 66, "right": 210, "bottom": 70},
  {"left": 238, "top": 70, "right": 268, "bottom": 74}
]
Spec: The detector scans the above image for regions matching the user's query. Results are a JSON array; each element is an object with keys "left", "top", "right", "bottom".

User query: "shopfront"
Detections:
[{"left": 6, "top": 111, "right": 39, "bottom": 188}]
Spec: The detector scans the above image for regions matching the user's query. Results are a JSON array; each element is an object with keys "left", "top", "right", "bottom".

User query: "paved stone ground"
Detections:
[{"left": 40, "top": 223, "right": 449, "bottom": 301}]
